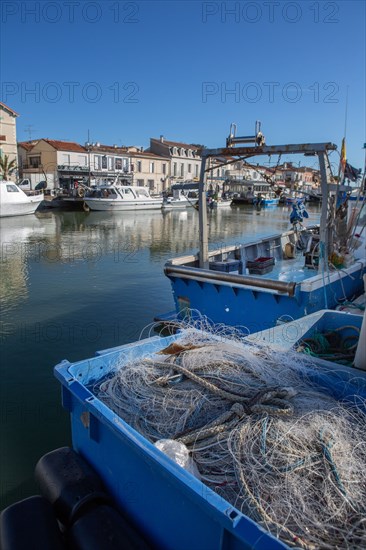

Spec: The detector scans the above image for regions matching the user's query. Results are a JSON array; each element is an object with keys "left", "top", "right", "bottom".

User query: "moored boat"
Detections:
[
  {"left": 253, "top": 191, "right": 279, "bottom": 206},
  {"left": 160, "top": 128, "right": 366, "bottom": 332},
  {"left": 84, "top": 183, "right": 163, "bottom": 211},
  {"left": 208, "top": 198, "right": 232, "bottom": 208},
  {"left": 0, "top": 180, "right": 44, "bottom": 218},
  {"left": 161, "top": 190, "right": 198, "bottom": 210}
]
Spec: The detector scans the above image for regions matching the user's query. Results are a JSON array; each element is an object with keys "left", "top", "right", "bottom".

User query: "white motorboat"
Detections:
[
  {"left": 83, "top": 184, "right": 163, "bottom": 211},
  {"left": 161, "top": 190, "right": 198, "bottom": 210},
  {"left": 208, "top": 198, "right": 232, "bottom": 208},
  {"left": 0, "top": 181, "right": 44, "bottom": 218}
]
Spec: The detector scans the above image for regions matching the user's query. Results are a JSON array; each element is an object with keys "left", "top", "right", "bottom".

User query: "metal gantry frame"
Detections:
[{"left": 198, "top": 136, "right": 337, "bottom": 268}]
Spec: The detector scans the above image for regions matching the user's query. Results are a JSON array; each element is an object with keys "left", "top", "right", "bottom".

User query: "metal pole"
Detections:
[
  {"left": 318, "top": 151, "right": 329, "bottom": 270},
  {"left": 198, "top": 156, "right": 209, "bottom": 268}
]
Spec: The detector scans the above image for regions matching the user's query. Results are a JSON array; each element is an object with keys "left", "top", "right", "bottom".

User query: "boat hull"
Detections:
[
  {"left": 0, "top": 195, "right": 44, "bottom": 217},
  {"left": 84, "top": 199, "right": 163, "bottom": 211},
  {"left": 165, "top": 261, "right": 366, "bottom": 333}
]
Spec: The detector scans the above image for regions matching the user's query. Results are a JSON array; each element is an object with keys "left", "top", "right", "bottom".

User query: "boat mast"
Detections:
[{"left": 317, "top": 151, "right": 330, "bottom": 270}]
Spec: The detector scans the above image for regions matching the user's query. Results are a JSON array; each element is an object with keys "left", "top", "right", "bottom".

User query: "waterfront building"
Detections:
[
  {"left": 85, "top": 143, "right": 132, "bottom": 185},
  {"left": 18, "top": 139, "right": 88, "bottom": 190},
  {"left": 0, "top": 102, "right": 19, "bottom": 171},
  {"left": 17, "top": 139, "right": 134, "bottom": 191},
  {"left": 273, "top": 163, "right": 320, "bottom": 195},
  {"left": 128, "top": 147, "right": 170, "bottom": 195},
  {"left": 148, "top": 136, "right": 202, "bottom": 188}
]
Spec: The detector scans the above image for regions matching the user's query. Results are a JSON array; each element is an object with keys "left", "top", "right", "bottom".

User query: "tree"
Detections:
[{"left": 0, "top": 155, "right": 17, "bottom": 180}]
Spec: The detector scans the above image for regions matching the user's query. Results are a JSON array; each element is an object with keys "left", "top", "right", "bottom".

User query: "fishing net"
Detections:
[{"left": 94, "top": 322, "right": 366, "bottom": 549}]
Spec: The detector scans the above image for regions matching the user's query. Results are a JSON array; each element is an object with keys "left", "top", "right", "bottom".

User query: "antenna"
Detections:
[
  {"left": 24, "top": 125, "right": 34, "bottom": 140},
  {"left": 344, "top": 86, "right": 349, "bottom": 139}
]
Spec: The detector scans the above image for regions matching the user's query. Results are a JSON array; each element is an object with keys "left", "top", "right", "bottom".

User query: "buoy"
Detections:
[{"left": 284, "top": 242, "right": 296, "bottom": 259}]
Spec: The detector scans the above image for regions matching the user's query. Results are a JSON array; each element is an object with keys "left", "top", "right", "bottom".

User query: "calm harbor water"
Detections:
[{"left": 0, "top": 203, "right": 321, "bottom": 510}]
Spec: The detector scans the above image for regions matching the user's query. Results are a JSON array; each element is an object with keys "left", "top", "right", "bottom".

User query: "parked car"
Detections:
[{"left": 17, "top": 178, "right": 32, "bottom": 190}]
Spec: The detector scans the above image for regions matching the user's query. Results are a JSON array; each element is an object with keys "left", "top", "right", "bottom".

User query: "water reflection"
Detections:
[
  {"left": 1, "top": 205, "right": 321, "bottom": 320},
  {"left": 0, "top": 215, "right": 57, "bottom": 324},
  {"left": 0, "top": 203, "right": 321, "bottom": 510}
]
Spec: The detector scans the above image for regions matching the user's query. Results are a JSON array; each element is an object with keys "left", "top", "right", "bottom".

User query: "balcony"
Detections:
[{"left": 57, "top": 165, "right": 89, "bottom": 172}]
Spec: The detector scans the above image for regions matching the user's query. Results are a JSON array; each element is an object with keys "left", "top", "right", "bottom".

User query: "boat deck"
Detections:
[{"left": 249, "top": 255, "right": 316, "bottom": 283}]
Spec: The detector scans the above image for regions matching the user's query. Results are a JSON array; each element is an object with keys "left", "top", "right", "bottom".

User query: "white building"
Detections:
[
  {"left": 149, "top": 136, "right": 202, "bottom": 186},
  {"left": 0, "top": 102, "right": 19, "bottom": 173}
]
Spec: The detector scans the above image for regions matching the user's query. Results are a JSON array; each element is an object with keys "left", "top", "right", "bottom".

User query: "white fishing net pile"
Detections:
[{"left": 95, "top": 326, "right": 366, "bottom": 549}]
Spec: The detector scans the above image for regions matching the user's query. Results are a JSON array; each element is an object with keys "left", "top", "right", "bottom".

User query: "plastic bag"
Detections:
[{"left": 154, "top": 439, "right": 201, "bottom": 479}]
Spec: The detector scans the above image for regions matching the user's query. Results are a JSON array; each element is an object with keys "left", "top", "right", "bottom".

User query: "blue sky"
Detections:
[{"left": 1, "top": 0, "right": 365, "bottom": 169}]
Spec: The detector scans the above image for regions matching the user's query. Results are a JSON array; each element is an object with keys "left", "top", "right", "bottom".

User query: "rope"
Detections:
[{"left": 95, "top": 333, "right": 366, "bottom": 549}]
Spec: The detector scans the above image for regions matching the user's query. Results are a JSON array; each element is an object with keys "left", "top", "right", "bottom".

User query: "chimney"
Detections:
[{"left": 160, "top": 135, "right": 164, "bottom": 143}]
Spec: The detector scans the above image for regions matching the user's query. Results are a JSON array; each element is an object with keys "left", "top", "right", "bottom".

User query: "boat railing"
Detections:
[{"left": 164, "top": 264, "right": 296, "bottom": 296}]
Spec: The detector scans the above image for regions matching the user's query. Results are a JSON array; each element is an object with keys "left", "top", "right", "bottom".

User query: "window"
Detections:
[
  {"left": 162, "top": 163, "right": 166, "bottom": 175},
  {"left": 115, "top": 158, "right": 122, "bottom": 170},
  {"left": 137, "top": 179, "right": 144, "bottom": 186},
  {"left": 101, "top": 156, "right": 107, "bottom": 169},
  {"left": 173, "top": 163, "right": 177, "bottom": 176},
  {"left": 94, "top": 156, "right": 101, "bottom": 169},
  {"left": 149, "top": 162, "right": 155, "bottom": 173},
  {"left": 137, "top": 161, "right": 142, "bottom": 172},
  {"left": 78, "top": 155, "right": 87, "bottom": 167},
  {"left": 29, "top": 156, "right": 41, "bottom": 168},
  {"left": 188, "top": 164, "right": 192, "bottom": 174},
  {"left": 108, "top": 157, "right": 114, "bottom": 170},
  {"left": 6, "top": 184, "right": 19, "bottom": 192},
  {"left": 148, "top": 179, "right": 154, "bottom": 190},
  {"left": 195, "top": 165, "right": 199, "bottom": 178},
  {"left": 123, "top": 158, "right": 129, "bottom": 172},
  {"left": 180, "top": 164, "right": 184, "bottom": 177},
  {"left": 173, "top": 147, "right": 178, "bottom": 156}
]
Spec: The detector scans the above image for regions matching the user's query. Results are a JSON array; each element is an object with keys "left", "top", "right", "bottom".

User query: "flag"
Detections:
[
  {"left": 344, "top": 162, "right": 362, "bottom": 182},
  {"left": 340, "top": 137, "right": 347, "bottom": 173}
]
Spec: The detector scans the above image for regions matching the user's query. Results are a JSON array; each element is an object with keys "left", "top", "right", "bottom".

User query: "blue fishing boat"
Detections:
[
  {"left": 159, "top": 126, "right": 366, "bottom": 332},
  {"left": 253, "top": 191, "right": 280, "bottom": 207}
]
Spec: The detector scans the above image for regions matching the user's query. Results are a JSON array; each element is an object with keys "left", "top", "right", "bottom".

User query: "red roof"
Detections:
[
  {"left": 0, "top": 102, "right": 19, "bottom": 116},
  {"left": 18, "top": 140, "right": 39, "bottom": 151},
  {"left": 43, "top": 139, "right": 86, "bottom": 152}
]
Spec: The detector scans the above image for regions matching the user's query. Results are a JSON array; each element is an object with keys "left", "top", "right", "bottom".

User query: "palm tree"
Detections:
[{"left": 0, "top": 154, "right": 17, "bottom": 180}]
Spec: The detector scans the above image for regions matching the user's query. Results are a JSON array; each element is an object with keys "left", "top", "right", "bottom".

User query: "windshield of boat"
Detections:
[
  {"left": 135, "top": 188, "right": 149, "bottom": 198},
  {"left": 6, "top": 184, "right": 20, "bottom": 193},
  {"left": 117, "top": 187, "right": 136, "bottom": 198}
]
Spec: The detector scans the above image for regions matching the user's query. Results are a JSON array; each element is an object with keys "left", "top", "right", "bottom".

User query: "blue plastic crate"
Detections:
[
  {"left": 54, "top": 329, "right": 366, "bottom": 549},
  {"left": 54, "top": 334, "right": 287, "bottom": 550}
]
